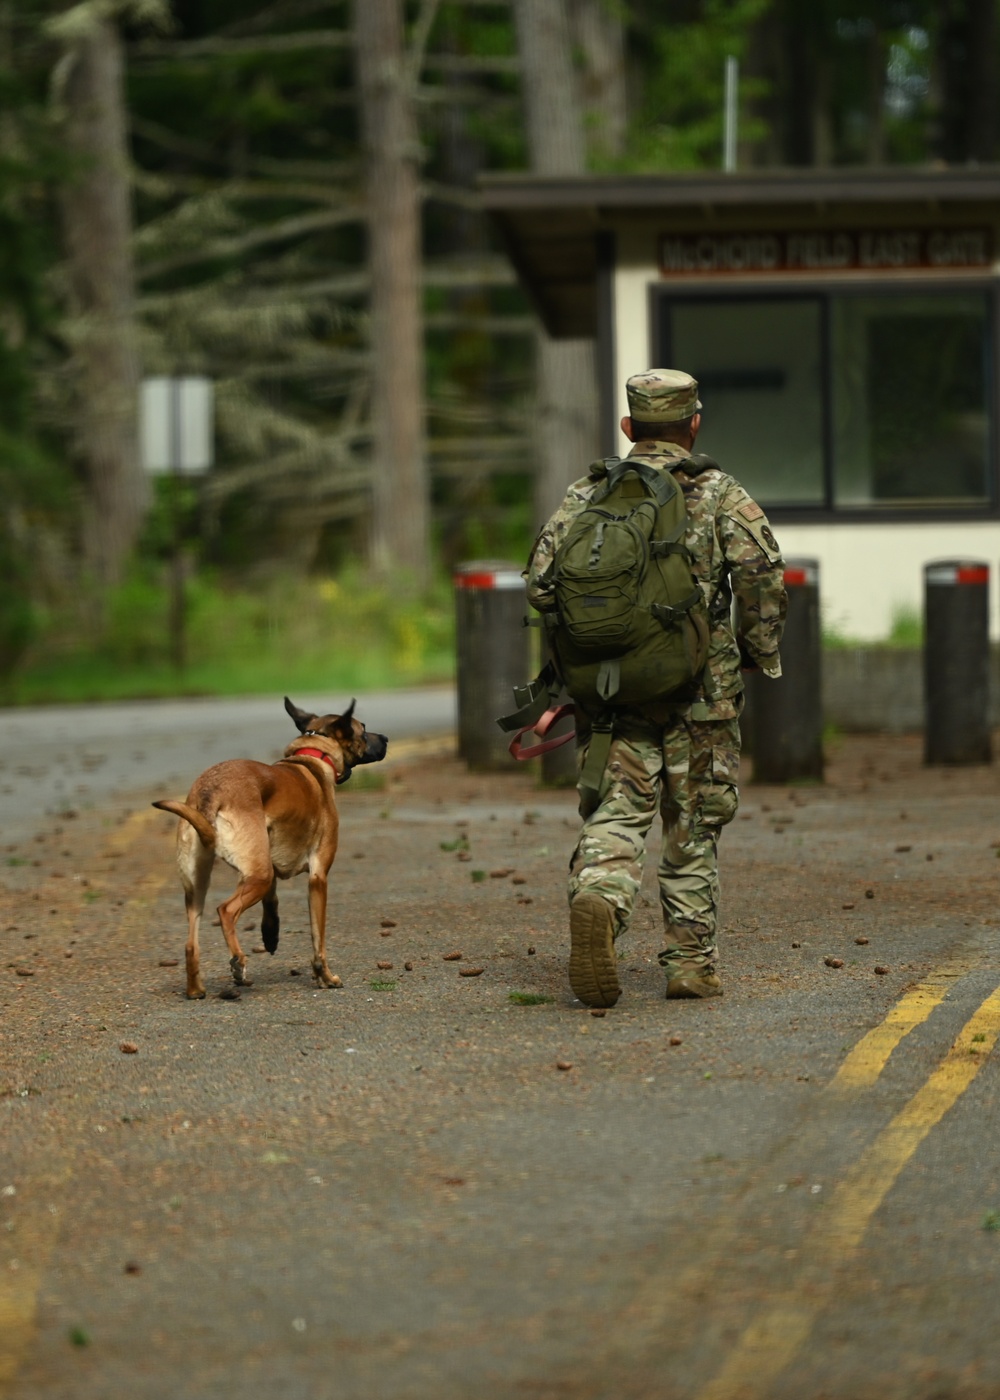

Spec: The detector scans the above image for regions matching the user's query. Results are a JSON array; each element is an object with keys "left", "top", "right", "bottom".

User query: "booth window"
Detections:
[{"left": 657, "top": 286, "right": 994, "bottom": 514}]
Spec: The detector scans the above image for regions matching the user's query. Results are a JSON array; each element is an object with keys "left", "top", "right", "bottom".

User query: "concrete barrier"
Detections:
[{"left": 820, "top": 646, "right": 1000, "bottom": 734}]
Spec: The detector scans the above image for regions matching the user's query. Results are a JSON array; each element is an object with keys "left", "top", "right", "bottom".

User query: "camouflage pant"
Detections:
[{"left": 568, "top": 710, "right": 741, "bottom": 976}]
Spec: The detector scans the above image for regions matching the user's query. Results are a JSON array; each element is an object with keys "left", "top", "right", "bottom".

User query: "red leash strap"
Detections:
[{"left": 508, "top": 703, "right": 576, "bottom": 761}]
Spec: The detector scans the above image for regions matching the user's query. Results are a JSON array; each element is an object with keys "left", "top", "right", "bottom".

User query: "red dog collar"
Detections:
[{"left": 292, "top": 747, "right": 344, "bottom": 781}]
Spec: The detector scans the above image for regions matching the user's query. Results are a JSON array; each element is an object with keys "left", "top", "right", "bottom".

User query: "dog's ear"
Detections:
[
  {"left": 338, "top": 698, "right": 356, "bottom": 730},
  {"left": 284, "top": 696, "right": 314, "bottom": 734}
]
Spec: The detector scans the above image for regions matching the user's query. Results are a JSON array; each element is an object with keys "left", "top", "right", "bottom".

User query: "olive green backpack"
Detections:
[
  {"left": 498, "top": 454, "right": 713, "bottom": 814},
  {"left": 547, "top": 456, "right": 709, "bottom": 714}
]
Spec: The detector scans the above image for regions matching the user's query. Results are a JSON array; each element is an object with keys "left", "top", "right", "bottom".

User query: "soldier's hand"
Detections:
[{"left": 737, "top": 637, "right": 759, "bottom": 672}]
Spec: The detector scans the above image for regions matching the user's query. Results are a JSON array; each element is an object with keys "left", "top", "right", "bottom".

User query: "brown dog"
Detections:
[{"left": 152, "top": 697, "right": 388, "bottom": 999}]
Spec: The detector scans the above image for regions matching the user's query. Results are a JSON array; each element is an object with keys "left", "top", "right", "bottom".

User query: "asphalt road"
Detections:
[
  {"left": 0, "top": 687, "right": 455, "bottom": 845},
  {"left": 2, "top": 706, "right": 1000, "bottom": 1400}
]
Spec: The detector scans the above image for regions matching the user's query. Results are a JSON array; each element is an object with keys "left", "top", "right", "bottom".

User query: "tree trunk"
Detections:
[
  {"left": 934, "top": 0, "right": 998, "bottom": 163},
  {"left": 355, "top": 0, "right": 429, "bottom": 582},
  {"left": 965, "top": 0, "right": 998, "bottom": 160},
  {"left": 865, "top": 23, "right": 888, "bottom": 165},
  {"left": 569, "top": 0, "right": 628, "bottom": 164},
  {"left": 56, "top": 12, "right": 146, "bottom": 588},
  {"left": 513, "top": 0, "right": 598, "bottom": 532},
  {"left": 783, "top": 1, "right": 815, "bottom": 165},
  {"left": 740, "top": 7, "right": 783, "bottom": 168}
]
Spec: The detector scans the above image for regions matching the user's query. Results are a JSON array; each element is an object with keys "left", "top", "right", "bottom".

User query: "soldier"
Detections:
[{"left": 524, "top": 368, "right": 787, "bottom": 1005}]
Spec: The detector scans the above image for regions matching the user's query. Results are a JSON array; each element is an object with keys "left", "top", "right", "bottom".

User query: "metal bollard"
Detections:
[
  {"left": 748, "top": 558, "right": 823, "bottom": 783},
  {"left": 923, "top": 560, "right": 991, "bottom": 765},
  {"left": 454, "top": 561, "right": 529, "bottom": 771}
]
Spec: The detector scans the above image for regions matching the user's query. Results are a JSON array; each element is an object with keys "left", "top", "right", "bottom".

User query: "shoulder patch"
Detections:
[
  {"left": 734, "top": 513, "right": 782, "bottom": 564},
  {"left": 723, "top": 494, "right": 782, "bottom": 563}
]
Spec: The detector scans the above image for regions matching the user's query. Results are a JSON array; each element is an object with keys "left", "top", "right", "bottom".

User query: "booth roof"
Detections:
[{"left": 478, "top": 166, "right": 1000, "bottom": 337}]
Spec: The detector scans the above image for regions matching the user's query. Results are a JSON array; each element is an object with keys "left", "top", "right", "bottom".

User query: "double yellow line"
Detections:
[
  {"left": 695, "top": 960, "right": 1000, "bottom": 1400},
  {"left": 0, "top": 808, "right": 170, "bottom": 1396}
]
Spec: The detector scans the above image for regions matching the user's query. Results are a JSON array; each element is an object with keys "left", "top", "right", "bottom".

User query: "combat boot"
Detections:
[
  {"left": 568, "top": 891, "right": 621, "bottom": 1007},
  {"left": 665, "top": 970, "right": 723, "bottom": 999},
  {"left": 660, "top": 921, "right": 722, "bottom": 999}
]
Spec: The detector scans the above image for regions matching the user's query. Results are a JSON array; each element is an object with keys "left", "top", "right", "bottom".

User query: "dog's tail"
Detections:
[{"left": 152, "top": 800, "right": 217, "bottom": 848}]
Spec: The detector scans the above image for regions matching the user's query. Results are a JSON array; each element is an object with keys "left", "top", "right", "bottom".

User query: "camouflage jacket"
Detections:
[{"left": 524, "top": 440, "right": 788, "bottom": 720}]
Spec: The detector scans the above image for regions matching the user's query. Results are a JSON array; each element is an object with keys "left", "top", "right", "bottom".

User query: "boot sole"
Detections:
[
  {"left": 665, "top": 976, "right": 723, "bottom": 999},
  {"left": 569, "top": 893, "right": 621, "bottom": 1007}
]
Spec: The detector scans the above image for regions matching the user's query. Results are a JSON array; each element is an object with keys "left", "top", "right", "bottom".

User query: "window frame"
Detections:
[{"left": 651, "top": 276, "right": 1000, "bottom": 522}]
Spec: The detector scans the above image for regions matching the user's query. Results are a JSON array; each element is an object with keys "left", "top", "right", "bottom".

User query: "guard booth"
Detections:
[{"left": 481, "top": 169, "right": 1000, "bottom": 641}]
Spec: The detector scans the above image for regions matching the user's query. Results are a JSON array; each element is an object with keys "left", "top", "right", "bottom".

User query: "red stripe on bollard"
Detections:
[
  {"left": 783, "top": 568, "right": 807, "bottom": 586},
  {"left": 956, "top": 566, "right": 989, "bottom": 585},
  {"left": 454, "top": 572, "right": 497, "bottom": 590}
]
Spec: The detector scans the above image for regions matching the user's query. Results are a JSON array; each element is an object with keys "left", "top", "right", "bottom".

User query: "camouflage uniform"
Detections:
[{"left": 524, "top": 369, "right": 787, "bottom": 990}]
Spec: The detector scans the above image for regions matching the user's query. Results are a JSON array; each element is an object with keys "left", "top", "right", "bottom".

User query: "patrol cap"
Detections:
[{"left": 626, "top": 368, "right": 702, "bottom": 424}]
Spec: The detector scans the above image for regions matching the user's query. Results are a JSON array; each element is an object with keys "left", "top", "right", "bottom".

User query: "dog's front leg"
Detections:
[{"left": 307, "top": 862, "right": 338, "bottom": 987}]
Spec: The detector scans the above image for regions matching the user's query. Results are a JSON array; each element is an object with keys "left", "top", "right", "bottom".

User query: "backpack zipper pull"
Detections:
[{"left": 588, "top": 521, "right": 605, "bottom": 570}]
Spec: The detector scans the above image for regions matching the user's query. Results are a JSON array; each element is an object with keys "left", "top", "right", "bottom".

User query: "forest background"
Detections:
[{"left": 1, "top": 0, "right": 997, "bottom": 702}]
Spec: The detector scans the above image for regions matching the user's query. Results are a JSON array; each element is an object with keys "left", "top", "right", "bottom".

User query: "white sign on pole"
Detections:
[
  {"left": 140, "top": 376, "right": 215, "bottom": 474},
  {"left": 723, "top": 55, "right": 739, "bottom": 173}
]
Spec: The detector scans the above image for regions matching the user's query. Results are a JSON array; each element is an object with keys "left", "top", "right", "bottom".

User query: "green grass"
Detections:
[
  {"left": 508, "top": 991, "right": 553, "bottom": 1005},
  {"left": 822, "top": 603, "right": 923, "bottom": 650},
  {"left": 369, "top": 978, "right": 397, "bottom": 991},
  {"left": 348, "top": 769, "right": 387, "bottom": 792},
  {"left": 982, "top": 1209, "right": 1000, "bottom": 1232},
  {"left": 5, "top": 563, "right": 455, "bottom": 705}
]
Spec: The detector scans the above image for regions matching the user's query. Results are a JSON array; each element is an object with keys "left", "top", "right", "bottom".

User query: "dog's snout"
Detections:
[{"left": 365, "top": 731, "right": 388, "bottom": 762}]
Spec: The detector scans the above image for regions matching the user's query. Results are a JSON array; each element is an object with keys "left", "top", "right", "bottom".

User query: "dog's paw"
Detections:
[
  {"left": 230, "top": 955, "right": 254, "bottom": 987},
  {"left": 312, "top": 960, "right": 342, "bottom": 988}
]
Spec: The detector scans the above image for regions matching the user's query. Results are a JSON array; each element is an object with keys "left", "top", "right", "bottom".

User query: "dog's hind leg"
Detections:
[
  {"left": 177, "top": 825, "right": 213, "bottom": 1000},
  {"left": 260, "top": 877, "right": 280, "bottom": 954},
  {"left": 217, "top": 871, "right": 273, "bottom": 986},
  {"left": 306, "top": 853, "right": 339, "bottom": 987}
]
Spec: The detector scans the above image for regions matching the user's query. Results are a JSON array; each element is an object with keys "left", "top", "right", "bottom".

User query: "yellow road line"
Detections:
[
  {"left": 0, "top": 1161, "right": 77, "bottom": 1392},
  {"left": 0, "top": 859, "right": 168, "bottom": 1399},
  {"left": 607, "top": 955, "right": 979, "bottom": 1360},
  {"left": 1, "top": 742, "right": 464, "bottom": 1396},
  {"left": 104, "top": 804, "right": 164, "bottom": 858},
  {"left": 831, "top": 956, "right": 976, "bottom": 1091},
  {"left": 383, "top": 733, "right": 454, "bottom": 764},
  {"left": 695, "top": 982, "right": 1000, "bottom": 1400}
]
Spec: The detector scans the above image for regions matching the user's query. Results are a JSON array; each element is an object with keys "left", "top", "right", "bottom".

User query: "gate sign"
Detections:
[
  {"left": 660, "top": 228, "right": 993, "bottom": 277},
  {"left": 140, "top": 375, "right": 214, "bottom": 475}
]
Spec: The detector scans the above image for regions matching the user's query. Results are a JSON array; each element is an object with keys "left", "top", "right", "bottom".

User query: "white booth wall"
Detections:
[{"left": 612, "top": 228, "right": 1000, "bottom": 640}]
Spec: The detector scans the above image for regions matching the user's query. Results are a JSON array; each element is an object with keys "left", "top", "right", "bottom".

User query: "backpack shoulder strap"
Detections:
[
  {"left": 587, "top": 457, "right": 622, "bottom": 505},
  {"left": 674, "top": 453, "right": 721, "bottom": 476},
  {"left": 605, "top": 457, "right": 678, "bottom": 507}
]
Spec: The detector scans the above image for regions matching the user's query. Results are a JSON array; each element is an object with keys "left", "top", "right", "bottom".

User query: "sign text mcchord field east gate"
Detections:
[{"left": 659, "top": 228, "right": 994, "bottom": 276}]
